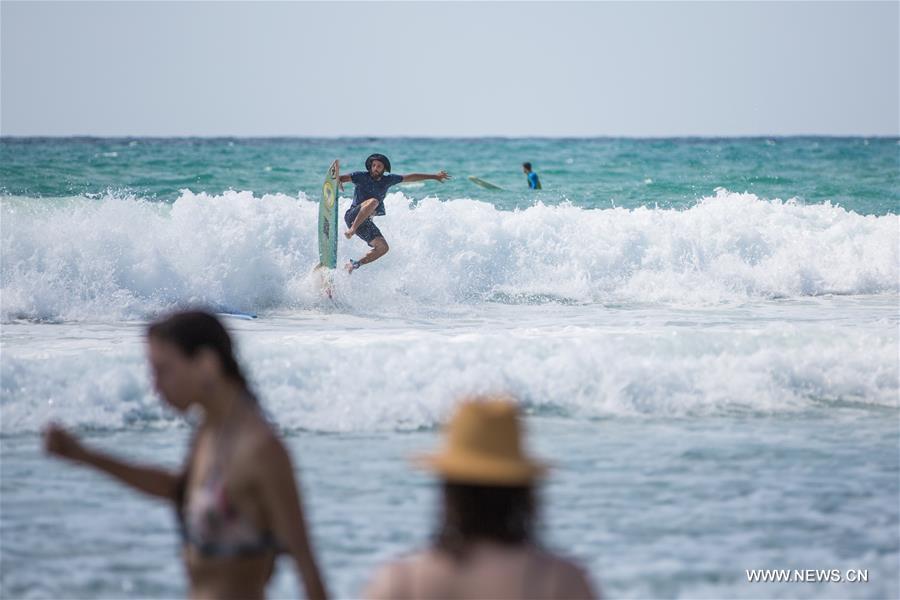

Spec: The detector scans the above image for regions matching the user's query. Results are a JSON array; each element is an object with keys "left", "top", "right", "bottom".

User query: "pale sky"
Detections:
[{"left": 2, "top": 1, "right": 898, "bottom": 137}]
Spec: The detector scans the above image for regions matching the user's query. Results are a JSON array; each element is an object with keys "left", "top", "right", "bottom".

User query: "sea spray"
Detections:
[{"left": 3, "top": 189, "right": 897, "bottom": 321}]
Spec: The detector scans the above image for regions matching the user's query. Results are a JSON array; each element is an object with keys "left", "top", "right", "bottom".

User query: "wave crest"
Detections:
[{"left": 2, "top": 189, "right": 897, "bottom": 321}]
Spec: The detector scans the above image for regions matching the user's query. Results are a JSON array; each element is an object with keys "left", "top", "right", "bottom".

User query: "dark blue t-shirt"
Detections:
[{"left": 349, "top": 171, "right": 404, "bottom": 216}]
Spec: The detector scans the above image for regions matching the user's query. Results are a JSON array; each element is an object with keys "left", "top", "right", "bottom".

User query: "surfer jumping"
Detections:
[{"left": 341, "top": 153, "right": 450, "bottom": 272}]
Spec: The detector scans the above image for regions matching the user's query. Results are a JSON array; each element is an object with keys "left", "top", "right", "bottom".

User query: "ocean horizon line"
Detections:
[{"left": 3, "top": 134, "right": 899, "bottom": 142}]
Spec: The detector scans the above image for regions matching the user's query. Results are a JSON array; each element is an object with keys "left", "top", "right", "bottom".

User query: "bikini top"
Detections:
[{"left": 176, "top": 426, "right": 280, "bottom": 558}]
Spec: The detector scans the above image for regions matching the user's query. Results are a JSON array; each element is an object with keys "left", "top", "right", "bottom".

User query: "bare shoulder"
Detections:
[
  {"left": 538, "top": 549, "right": 598, "bottom": 599},
  {"left": 363, "top": 557, "right": 407, "bottom": 600},
  {"left": 233, "top": 412, "right": 291, "bottom": 472},
  {"left": 363, "top": 550, "right": 434, "bottom": 600},
  {"left": 364, "top": 561, "right": 398, "bottom": 599}
]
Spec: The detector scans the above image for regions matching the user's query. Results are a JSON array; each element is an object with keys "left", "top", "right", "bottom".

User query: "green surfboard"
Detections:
[
  {"left": 467, "top": 175, "right": 504, "bottom": 191},
  {"left": 318, "top": 160, "right": 340, "bottom": 269}
]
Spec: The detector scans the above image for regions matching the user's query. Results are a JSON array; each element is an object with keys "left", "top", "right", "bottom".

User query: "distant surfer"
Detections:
[
  {"left": 523, "top": 162, "right": 542, "bottom": 190},
  {"left": 341, "top": 153, "right": 450, "bottom": 272}
]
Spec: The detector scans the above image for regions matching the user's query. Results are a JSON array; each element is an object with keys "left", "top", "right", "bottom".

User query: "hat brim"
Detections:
[{"left": 414, "top": 451, "right": 548, "bottom": 486}]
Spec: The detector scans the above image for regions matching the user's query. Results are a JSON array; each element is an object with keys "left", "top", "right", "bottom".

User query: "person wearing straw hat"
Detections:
[{"left": 364, "top": 397, "right": 597, "bottom": 599}]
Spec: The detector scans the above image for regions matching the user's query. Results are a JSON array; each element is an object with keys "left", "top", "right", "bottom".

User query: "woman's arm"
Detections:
[
  {"left": 44, "top": 424, "right": 181, "bottom": 500},
  {"left": 257, "top": 437, "right": 328, "bottom": 600}
]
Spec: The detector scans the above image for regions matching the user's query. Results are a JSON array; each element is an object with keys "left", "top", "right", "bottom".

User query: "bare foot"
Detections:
[{"left": 344, "top": 229, "right": 355, "bottom": 239}]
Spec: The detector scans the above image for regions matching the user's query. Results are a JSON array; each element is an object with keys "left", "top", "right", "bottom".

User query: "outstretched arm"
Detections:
[
  {"left": 44, "top": 424, "right": 181, "bottom": 500},
  {"left": 401, "top": 171, "right": 451, "bottom": 183},
  {"left": 257, "top": 437, "right": 328, "bottom": 600}
]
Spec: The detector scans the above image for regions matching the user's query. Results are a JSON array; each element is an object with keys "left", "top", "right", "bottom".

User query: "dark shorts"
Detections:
[{"left": 344, "top": 206, "right": 383, "bottom": 246}]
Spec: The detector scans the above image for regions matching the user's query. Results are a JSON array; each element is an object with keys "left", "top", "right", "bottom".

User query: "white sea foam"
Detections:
[
  {"left": 2, "top": 311, "right": 896, "bottom": 434},
  {"left": 1, "top": 189, "right": 897, "bottom": 322}
]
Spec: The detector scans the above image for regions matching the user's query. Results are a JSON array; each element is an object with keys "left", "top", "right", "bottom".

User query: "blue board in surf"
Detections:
[{"left": 216, "top": 310, "right": 258, "bottom": 320}]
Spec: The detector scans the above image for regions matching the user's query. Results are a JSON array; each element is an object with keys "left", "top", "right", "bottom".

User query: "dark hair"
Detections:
[
  {"left": 147, "top": 310, "right": 251, "bottom": 393},
  {"left": 522, "top": 162, "right": 532, "bottom": 170},
  {"left": 433, "top": 482, "right": 536, "bottom": 560}
]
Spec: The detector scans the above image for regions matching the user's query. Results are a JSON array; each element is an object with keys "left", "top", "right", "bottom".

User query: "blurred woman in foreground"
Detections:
[{"left": 45, "top": 310, "right": 327, "bottom": 600}]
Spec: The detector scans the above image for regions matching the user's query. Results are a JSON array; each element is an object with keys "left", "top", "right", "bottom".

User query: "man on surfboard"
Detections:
[{"left": 341, "top": 153, "right": 450, "bottom": 272}]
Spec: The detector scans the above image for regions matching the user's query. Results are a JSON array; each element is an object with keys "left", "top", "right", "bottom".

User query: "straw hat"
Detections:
[{"left": 417, "top": 398, "right": 548, "bottom": 486}]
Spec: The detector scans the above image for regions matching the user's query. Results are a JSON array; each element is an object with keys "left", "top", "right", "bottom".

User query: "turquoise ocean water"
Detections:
[
  {"left": 1, "top": 137, "right": 898, "bottom": 598},
  {"left": 2, "top": 137, "right": 897, "bottom": 215}
]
